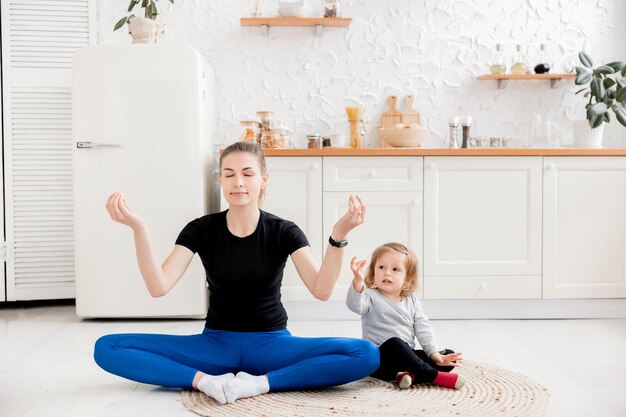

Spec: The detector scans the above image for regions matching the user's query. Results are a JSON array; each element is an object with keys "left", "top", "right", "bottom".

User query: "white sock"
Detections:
[
  {"left": 224, "top": 371, "right": 270, "bottom": 404},
  {"left": 197, "top": 373, "right": 235, "bottom": 405}
]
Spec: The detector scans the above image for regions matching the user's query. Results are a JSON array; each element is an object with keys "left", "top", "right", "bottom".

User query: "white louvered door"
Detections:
[{"left": 1, "top": 0, "right": 95, "bottom": 300}]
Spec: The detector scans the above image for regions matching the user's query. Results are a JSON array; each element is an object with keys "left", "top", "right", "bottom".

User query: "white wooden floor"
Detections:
[{"left": 1, "top": 304, "right": 625, "bottom": 417}]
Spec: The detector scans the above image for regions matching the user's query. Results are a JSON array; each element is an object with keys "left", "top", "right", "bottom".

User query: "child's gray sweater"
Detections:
[{"left": 346, "top": 283, "right": 440, "bottom": 357}]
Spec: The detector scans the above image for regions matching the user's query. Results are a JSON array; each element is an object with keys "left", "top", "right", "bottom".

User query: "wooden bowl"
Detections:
[{"left": 378, "top": 127, "right": 430, "bottom": 148}]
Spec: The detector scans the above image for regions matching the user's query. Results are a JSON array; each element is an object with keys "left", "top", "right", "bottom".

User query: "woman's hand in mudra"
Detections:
[
  {"left": 332, "top": 195, "right": 366, "bottom": 239},
  {"left": 105, "top": 192, "right": 144, "bottom": 230}
]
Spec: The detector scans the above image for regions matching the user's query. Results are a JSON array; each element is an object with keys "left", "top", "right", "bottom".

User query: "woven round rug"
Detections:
[{"left": 180, "top": 360, "right": 550, "bottom": 417}]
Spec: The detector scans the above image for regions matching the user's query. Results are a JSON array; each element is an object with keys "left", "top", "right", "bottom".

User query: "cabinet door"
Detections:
[
  {"left": 323, "top": 191, "right": 423, "bottom": 300},
  {"left": 543, "top": 157, "right": 626, "bottom": 298},
  {"left": 259, "top": 157, "right": 323, "bottom": 301},
  {"left": 424, "top": 157, "right": 542, "bottom": 277}
]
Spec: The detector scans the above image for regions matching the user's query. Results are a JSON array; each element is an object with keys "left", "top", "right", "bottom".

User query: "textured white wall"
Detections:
[{"left": 98, "top": 0, "right": 626, "bottom": 149}]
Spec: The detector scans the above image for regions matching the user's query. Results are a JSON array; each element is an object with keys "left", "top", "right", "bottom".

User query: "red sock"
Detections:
[{"left": 432, "top": 371, "right": 465, "bottom": 389}]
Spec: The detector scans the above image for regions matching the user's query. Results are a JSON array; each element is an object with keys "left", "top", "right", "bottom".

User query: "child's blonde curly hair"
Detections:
[{"left": 364, "top": 242, "right": 419, "bottom": 297}]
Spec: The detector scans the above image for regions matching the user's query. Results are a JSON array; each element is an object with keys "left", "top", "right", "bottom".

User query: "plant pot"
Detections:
[
  {"left": 128, "top": 16, "right": 165, "bottom": 44},
  {"left": 572, "top": 120, "right": 604, "bottom": 148}
]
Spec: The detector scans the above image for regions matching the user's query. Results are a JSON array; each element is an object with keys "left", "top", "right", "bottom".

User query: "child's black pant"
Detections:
[{"left": 371, "top": 337, "right": 455, "bottom": 384}]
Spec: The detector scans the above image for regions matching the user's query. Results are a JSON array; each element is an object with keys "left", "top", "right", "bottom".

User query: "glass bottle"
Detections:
[
  {"left": 448, "top": 117, "right": 459, "bottom": 149},
  {"left": 511, "top": 44, "right": 529, "bottom": 75},
  {"left": 489, "top": 44, "right": 506, "bottom": 75},
  {"left": 534, "top": 44, "right": 551, "bottom": 74}
]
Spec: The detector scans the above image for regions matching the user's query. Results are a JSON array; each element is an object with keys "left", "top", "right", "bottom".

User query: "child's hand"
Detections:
[
  {"left": 434, "top": 352, "right": 463, "bottom": 367},
  {"left": 350, "top": 256, "right": 367, "bottom": 281}
]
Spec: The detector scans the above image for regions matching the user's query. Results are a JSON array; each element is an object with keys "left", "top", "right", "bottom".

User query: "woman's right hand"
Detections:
[{"left": 105, "top": 192, "right": 144, "bottom": 229}]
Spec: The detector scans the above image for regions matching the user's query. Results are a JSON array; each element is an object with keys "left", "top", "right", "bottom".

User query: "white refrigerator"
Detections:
[{"left": 72, "top": 45, "right": 214, "bottom": 318}]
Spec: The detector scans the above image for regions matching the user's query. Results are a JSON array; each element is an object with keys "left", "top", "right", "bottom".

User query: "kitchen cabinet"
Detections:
[
  {"left": 423, "top": 157, "right": 542, "bottom": 299},
  {"left": 322, "top": 157, "right": 423, "bottom": 300},
  {"left": 250, "top": 157, "right": 323, "bottom": 300},
  {"left": 543, "top": 157, "right": 626, "bottom": 298}
]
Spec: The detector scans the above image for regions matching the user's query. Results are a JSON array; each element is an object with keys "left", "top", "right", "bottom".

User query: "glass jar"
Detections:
[
  {"left": 307, "top": 134, "right": 321, "bottom": 149},
  {"left": 261, "top": 130, "right": 287, "bottom": 149},
  {"left": 324, "top": 0, "right": 340, "bottom": 18},
  {"left": 256, "top": 111, "right": 274, "bottom": 132},
  {"left": 239, "top": 120, "right": 261, "bottom": 145}
]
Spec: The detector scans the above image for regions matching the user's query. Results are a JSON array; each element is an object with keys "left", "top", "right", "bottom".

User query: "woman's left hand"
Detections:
[
  {"left": 433, "top": 352, "right": 463, "bottom": 367},
  {"left": 331, "top": 195, "right": 366, "bottom": 240}
]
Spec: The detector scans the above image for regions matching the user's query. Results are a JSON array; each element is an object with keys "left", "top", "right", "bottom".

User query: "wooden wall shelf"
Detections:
[
  {"left": 477, "top": 73, "right": 576, "bottom": 89},
  {"left": 240, "top": 17, "right": 352, "bottom": 36}
]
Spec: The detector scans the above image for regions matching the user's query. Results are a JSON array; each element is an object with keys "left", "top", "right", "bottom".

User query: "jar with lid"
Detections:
[
  {"left": 307, "top": 134, "right": 321, "bottom": 149},
  {"left": 324, "top": 0, "right": 340, "bottom": 17},
  {"left": 261, "top": 130, "right": 288, "bottom": 149},
  {"left": 256, "top": 111, "right": 274, "bottom": 132},
  {"left": 239, "top": 120, "right": 261, "bottom": 145}
]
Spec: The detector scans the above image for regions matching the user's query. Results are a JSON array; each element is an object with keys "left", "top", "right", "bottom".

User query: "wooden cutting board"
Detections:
[
  {"left": 381, "top": 96, "right": 402, "bottom": 128},
  {"left": 402, "top": 95, "right": 420, "bottom": 126}
]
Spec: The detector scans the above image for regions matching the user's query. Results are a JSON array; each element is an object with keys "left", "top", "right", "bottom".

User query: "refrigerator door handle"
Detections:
[{"left": 76, "top": 141, "right": 122, "bottom": 149}]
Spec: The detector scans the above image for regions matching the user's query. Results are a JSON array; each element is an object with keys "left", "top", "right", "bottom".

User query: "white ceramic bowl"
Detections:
[
  {"left": 378, "top": 126, "right": 430, "bottom": 148},
  {"left": 277, "top": 6, "right": 315, "bottom": 18}
]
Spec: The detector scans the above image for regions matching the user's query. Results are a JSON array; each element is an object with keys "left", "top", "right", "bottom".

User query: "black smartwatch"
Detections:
[{"left": 329, "top": 235, "right": 348, "bottom": 248}]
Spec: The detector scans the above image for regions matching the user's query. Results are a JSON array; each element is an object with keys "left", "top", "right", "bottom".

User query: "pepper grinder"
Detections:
[
  {"left": 461, "top": 116, "right": 472, "bottom": 149},
  {"left": 448, "top": 117, "right": 460, "bottom": 149}
]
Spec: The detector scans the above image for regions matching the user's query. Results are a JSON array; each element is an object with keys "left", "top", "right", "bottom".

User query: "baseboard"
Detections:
[{"left": 284, "top": 299, "right": 626, "bottom": 320}]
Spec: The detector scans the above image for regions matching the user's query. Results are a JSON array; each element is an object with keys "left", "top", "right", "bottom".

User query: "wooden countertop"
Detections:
[{"left": 262, "top": 148, "right": 626, "bottom": 156}]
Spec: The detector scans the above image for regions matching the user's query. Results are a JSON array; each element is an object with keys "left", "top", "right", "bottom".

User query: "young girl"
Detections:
[
  {"left": 94, "top": 142, "right": 379, "bottom": 404},
  {"left": 346, "top": 242, "right": 465, "bottom": 389}
]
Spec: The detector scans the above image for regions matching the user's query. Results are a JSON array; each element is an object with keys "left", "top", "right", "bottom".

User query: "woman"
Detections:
[{"left": 94, "top": 142, "right": 379, "bottom": 404}]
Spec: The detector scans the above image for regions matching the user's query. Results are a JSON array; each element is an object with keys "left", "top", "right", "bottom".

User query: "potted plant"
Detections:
[
  {"left": 114, "top": 0, "right": 174, "bottom": 44},
  {"left": 573, "top": 51, "right": 626, "bottom": 148}
]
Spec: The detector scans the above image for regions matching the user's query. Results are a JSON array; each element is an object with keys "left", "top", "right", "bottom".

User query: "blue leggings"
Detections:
[{"left": 94, "top": 327, "right": 379, "bottom": 391}]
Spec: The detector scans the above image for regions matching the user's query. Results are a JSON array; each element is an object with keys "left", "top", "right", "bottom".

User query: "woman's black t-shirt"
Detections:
[{"left": 175, "top": 210, "right": 309, "bottom": 332}]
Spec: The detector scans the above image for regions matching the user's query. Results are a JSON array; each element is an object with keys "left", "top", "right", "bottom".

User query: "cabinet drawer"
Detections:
[
  {"left": 323, "top": 157, "right": 422, "bottom": 192},
  {"left": 424, "top": 275, "right": 541, "bottom": 299}
]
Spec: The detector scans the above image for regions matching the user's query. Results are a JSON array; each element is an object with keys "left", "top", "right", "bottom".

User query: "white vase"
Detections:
[
  {"left": 572, "top": 119, "right": 605, "bottom": 148},
  {"left": 127, "top": 16, "right": 165, "bottom": 44}
]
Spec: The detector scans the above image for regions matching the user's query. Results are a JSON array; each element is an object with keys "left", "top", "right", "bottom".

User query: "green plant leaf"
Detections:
[
  {"left": 604, "top": 78, "right": 616, "bottom": 89},
  {"left": 575, "top": 66, "right": 587, "bottom": 75},
  {"left": 584, "top": 92, "right": 590, "bottom": 98},
  {"left": 590, "top": 78, "right": 606, "bottom": 99},
  {"left": 608, "top": 89, "right": 616, "bottom": 100},
  {"left": 148, "top": 1, "right": 158, "bottom": 19},
  {"left": 588, "top": 114, "right": 603, "bottom": 128},
  {"left": 618, "top": 79, "right": 626, "bottom": 89},
  {"left": 575, "top": 72, "right": 592, "bottom": 85},
  {"left": 127, "top": 0, "right": 139, "bottom": 12},
  {"left": 579, "top": 51, "right": 593, "bottom": 68},
  {"left": 603, "top": 96, "right": 614, "bottom": 106},
  {"left": 604, "top": 112, "right": 611, "bottom": 123},
  {"left": 588, "top": 101, "right": 608, "bottom": 117},
  {"left": 596, "top": 65, "right": 615, "bottom": 75},
  {"left": 616, "top": 86, "right": 626, "bottom": 102},
  {"left": 615, "top": 107, "right": 626, "bottom": 127},
  {"left": 622, "top": 66, "right": 626, "bottom": 77},
  {"left": 113, "top": 16, "right": 128, "bottom": 31},
  {"left": 169, "top": 0, "right": 175, "bottom": 3},
  {"left": 607, "top": 61, "right": 625, "bottom": 72}
]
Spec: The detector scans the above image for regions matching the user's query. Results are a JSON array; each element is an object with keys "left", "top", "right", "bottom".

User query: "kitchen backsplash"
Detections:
[{"left": 98, "top": 0, "right": 626, "bottom": 149}]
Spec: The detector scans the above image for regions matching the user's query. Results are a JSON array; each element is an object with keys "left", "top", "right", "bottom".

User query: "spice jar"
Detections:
[
  {"left": 261, "top": 130, "right": 287, "bottom": 149},
  {"left": 324, "top": 0, "right": 340, "bottom": 17},
  {"left": 307, "top": 134, "right": 321, "bottom": 149},
  {"left": 239, "top": 120, "right": 261, "bottom": 145},
  {"left": 322, "top": 137, "right": 331, "bottom": 148},
  {"left": 256, "top": 111, "right": 274, "bottom": 132}
]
